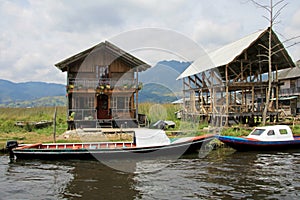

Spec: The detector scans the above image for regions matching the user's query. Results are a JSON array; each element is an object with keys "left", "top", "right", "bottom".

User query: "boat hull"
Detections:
[
  {"left": 12, "top": 135, "right": 215, "bottom": 160},
  {"left": 217, "top": 135, "right": 300, "bottom": 151}
]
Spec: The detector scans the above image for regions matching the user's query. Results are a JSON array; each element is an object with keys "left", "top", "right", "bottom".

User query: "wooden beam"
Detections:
[
  {"left": 225, "top": 64, "right": 229, "bottom": 126},
  {"left": 252, "top": 86, "right": 255, "bottom": 112},
  {"left": 188, "top": 76, "right": 201, "bottom": 88}
]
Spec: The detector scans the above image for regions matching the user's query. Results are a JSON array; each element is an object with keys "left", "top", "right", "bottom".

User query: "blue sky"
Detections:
[{"left": 0, "top": 0, "right": 299, "bottom": 84}]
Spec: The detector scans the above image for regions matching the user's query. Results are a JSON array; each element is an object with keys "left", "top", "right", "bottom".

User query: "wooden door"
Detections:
[{"left": 97, "top": 94, "right": 111, "bottom": 119}]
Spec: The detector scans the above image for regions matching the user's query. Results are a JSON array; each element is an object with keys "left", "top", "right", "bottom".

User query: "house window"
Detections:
[
  {"left": 118, "top": 97, "right": 125, "bottom": 110},
  {"left": 74, "top": 95, "right": 94, "bottom": 109},
  {"left": 87, "top": 96, "right": 94, "bottom": 108},
  {"left": 96, "top": 65, "right": 109, "bottom": 79},
  {"left": 111, "top": 97, "right": 117, "bottom": 110},
  {"left": 111, "top": 96, "right": 130, "bottom": 110}
]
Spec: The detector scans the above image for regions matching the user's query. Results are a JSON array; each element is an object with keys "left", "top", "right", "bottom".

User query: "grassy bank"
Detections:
[
  {"left": 0, "top": 107, "right": 67, "bottom": 149},
  {"left": 2, "top": 104, "right": 300, "bottom": 150}
]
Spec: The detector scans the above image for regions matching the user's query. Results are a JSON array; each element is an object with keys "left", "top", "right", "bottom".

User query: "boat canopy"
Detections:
[
  {"left": 246, "top": 125, "right": 294, "bottom": 141},
  {"left": 134, "top": 128, "right": 171, "bottom": 147}
]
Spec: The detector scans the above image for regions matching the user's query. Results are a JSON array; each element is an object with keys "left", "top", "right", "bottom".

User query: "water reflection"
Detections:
[
  {"left": 132, "top": 149, "right": 300, "bottom": 199},
  {"left": 63, "top": 160, "right": 138, "bottom": 199},
  {"left": 1, "top": 149, "right": 300, "bottom": 199},
  {"left": 0, "top": 158, "right": 73, "bottom": 199}
]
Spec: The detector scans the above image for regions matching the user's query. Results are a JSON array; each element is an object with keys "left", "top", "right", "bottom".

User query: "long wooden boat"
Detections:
[
  {"left": 216, "top": 125, "right": 300, "bottom": 151},
  {"left": 6, "top": 128, "right": 215, "bottom": 160}
]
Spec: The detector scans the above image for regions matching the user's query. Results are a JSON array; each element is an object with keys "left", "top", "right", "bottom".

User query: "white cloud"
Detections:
[{"left": 0, "top": 0, "right": 299, "bottom": 83}]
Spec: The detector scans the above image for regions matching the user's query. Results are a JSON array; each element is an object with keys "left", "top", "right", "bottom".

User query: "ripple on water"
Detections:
[
  {"left": 133, "top": 149, "right": 300, "bottom": 200},
  {"left": 1, "top": 148, "right": 300, "bottom": 200},
  {"left": 0, "top": 156, "right": 74, "bottom": 200}
]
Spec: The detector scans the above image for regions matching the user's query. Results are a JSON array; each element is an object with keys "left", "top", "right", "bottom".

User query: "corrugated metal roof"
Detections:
[
  {"left": 177, "top": 28, "right": 295, "bottom": 80},
  {"left": 278, "top": 66, "right": 300, "bottom": 80},
  {"left": 177, "top": 29, "right": 266, "bottom": 79},
  {"left": 271, "top": 96, "right": 298, "bottom": 100}
]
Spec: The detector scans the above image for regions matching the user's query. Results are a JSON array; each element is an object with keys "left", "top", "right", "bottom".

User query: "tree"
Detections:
[{"left": 250, "top": 0, "right": 287, "bottom": 125}]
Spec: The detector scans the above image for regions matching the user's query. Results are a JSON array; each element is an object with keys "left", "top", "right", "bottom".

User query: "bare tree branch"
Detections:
[
  {"left": 281, "top": 41, "right": 300, "bottom": 51},
  {"left": 258, "top": 43, "right": 269, "bottom": 51},
  {"left": 270, "top": 35, "right": 300, "bottom": 51},
  {"left": 263, "top": 15, "right": 271, "bottom": 22},
  {"left": 273, "top": 3, "right": 288, "bottom": 21},
  {"left": 250, "top": 0, "right": 271, "bottom": 12},
  {"left": 257, "top": 59, "right": 269, "bottom": 63},
  {"left": 257, "top": 54, "right": 270, "bottom": 59},
  {"left": 273, "top": 0, "right": 285, "bottom": 8}
]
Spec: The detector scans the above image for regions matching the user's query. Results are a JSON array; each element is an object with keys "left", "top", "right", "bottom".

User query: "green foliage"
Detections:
[
  {"left": 0, "top": 96, "right": 66, "bottom": 108},
  {"left": 0, "top": 120, "right": 24, "bottom": 133},
  {"left": 138, "top": 103, "right": 210, "bottom": 136},
  {"left": 221, "top": 126, "right": 252, "bottom": 136},
  {"left": 139, "top": 102, "right": 181, "bottom": 123},
  {"left": 291, "top": 125, "right": 300, "bottom": 135},
  {"left": 0, "top": 107, "right": 67, "bottom": 134}
]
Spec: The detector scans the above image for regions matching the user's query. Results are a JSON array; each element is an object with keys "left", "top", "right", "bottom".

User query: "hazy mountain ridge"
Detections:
[{"left": 0, "top": 80, "right": 66, "bottom": 107}]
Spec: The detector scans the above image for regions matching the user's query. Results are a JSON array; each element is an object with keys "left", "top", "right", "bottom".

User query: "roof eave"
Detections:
[{"left": 55, "top": 41, "right": 151, "bottom": 72}]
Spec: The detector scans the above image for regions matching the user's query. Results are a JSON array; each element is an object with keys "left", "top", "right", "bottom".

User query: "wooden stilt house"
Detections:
[
  {"left": 55, "top": 41, "right": 150, "bottom": 128},
  {"left": 177, "top": 27, "right": 295, "bottom": 126}
]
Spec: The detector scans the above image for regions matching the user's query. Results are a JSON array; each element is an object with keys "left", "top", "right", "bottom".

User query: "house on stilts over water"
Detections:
[
  {"left": 177, "top": 27, "right": 296, "bottom": 126},
  {"left": 55, "top": 41, "right": 150, "bottom": 129}
]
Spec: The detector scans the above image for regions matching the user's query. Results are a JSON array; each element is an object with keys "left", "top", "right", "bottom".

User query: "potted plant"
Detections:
[
  {"left": 66, "top": 84, "right": 74, "bottom": 93},
  {"left": 138, "top": 82, "right": 143, "bottom": 90}
]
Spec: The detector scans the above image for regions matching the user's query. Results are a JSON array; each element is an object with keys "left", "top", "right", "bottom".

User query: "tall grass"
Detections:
[
  {"left": 138, "top": 102, "right": 181, "bottom": 124},
  {"left": 0, "top": 107, "right": 67, "bottom": 134}
]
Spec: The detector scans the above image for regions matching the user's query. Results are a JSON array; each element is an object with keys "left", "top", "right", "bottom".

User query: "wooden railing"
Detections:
[
  {"left": 279, "top": 87, "right": 300, "bottom": 96},
  {"left": 68, "top": 78, "right": 138, "bottom": 90},
  {"left": 69, "top": 109, "right": 97, "bottom": 121}
]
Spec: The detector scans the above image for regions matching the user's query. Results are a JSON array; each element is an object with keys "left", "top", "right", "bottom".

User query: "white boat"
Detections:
[{"left": 216, "top": 125, "right": 300, "bottom": 151}]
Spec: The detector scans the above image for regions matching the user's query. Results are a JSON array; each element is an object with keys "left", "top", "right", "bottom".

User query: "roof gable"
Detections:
[
  {"left": 55, "top": 41, "right": 151, "bottom": 72},
  {"left": 178, "top": 27, "right": 295, "bottom": 80}
]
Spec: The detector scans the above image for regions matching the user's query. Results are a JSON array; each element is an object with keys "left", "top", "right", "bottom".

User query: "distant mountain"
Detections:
[
  {"left": 138, "top": 60, "right": 191, "bottom": 103},
  {"left": 155, "top": 60, "right": 190, "bottom": 73},
  {"left": 0, "top": 79, "right": 66, "bottom": 107},
  {"left": 0, "top": 60, "right": 191, "bottom": 107}
]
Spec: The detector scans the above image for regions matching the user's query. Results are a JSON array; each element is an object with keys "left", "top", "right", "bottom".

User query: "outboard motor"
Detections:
[{"left": 6, "top": 140, "right": 18, "bottom": 160}]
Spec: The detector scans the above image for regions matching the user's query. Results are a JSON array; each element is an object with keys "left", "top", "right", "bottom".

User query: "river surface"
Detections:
[{"left": 0, "top": 148, "right": 299, "bottom": 200}]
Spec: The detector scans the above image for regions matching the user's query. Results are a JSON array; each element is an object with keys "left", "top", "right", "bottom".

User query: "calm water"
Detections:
[{"left": 0, "top": 148, "right": 300, "bottom": 200}]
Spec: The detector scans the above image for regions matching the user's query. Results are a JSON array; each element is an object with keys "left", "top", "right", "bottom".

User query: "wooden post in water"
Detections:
[{"left": 53, "top": 107, "right": 57, "bottom": 143}]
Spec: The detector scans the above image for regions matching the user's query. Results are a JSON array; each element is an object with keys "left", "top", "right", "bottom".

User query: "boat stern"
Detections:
[{"left": 6, "top": 140, "right": 18, "bottom": 160}]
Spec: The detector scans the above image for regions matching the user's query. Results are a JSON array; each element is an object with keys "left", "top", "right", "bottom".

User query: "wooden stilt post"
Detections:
[
  {"left": 225, "top": 64, "right": 229, "bottom": 126},
  {"left": 275, "top": 65, "right": 279, "bottom": 122},
  {"left": 53, "top": 106, "right": 57, "bottom": 143}
]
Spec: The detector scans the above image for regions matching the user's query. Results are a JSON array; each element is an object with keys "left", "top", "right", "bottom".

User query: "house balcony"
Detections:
[
  {"left": 279, "top": 87, "right": 300, "bottom": 97},
  {"left": 69, "top": 108, "right": 137, "bottom": 121},
  {"left": 68, "top": 108, "right": 138, "bottom": 128},
  {"left": 67, "top": 78, "right": 142, "bottom": 93}
]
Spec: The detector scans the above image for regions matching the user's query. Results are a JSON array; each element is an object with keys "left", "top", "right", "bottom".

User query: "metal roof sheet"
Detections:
[
  {"left": 177, "top": 28, "right": 295, "bottom": 80},
  {"left": 177, "top": 29, "right": 265, "bottom": 79},
  {"left": 278, "top": 66, "right": 300, "bottom": 80}
]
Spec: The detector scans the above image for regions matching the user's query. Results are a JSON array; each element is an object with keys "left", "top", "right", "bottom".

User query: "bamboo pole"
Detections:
[
  {"left": 53, "top": 106, "right": 57, "bottom": 143},
  {"left": 252, "top": 86, "right": 255, "bottom": 112},
  {"left": 225, "top": 64, "right": 229, "bottom": 126},
  {"left": 276, "top": 65, "right": 279, "bottom": 122}
]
